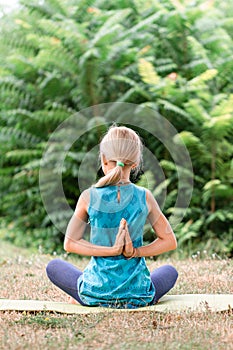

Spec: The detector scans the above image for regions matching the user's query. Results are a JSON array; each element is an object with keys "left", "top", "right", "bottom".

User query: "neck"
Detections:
[{"left": 117, "top": 179, "right": 131, "bottom": 184}]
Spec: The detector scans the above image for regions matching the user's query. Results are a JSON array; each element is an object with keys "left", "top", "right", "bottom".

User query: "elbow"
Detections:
[
  {"left": 165, "top": 234, "right": 177, "bottom": 252},
  {"left": 64, "top": 238, "right": 71, "bottom": 252},
  {"left": 170, "top": 236, "right": 177, "bottom": 251}
]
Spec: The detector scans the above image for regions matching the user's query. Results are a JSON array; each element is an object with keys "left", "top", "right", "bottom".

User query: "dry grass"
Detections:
[{"left": 0, "top": 241, "right": 232, "bottom": 350}]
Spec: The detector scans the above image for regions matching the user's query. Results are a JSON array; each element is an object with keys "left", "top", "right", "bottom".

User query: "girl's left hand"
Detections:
[
  {"left": 122, "top": 221, "right": 134, "bottom": 258},
  {"left": 113, "top": 218, "right": 126, "bottom": 255}
]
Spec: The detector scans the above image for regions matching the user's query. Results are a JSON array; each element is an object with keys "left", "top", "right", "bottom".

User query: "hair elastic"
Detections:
[{"left": 117, "top": 161, "right": 124, "bottom": 167}]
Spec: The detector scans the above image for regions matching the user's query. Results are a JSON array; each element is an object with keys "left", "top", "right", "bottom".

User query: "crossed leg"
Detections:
[
  {"left": 150, "top": 264, "right": 178, "bottom": 303},
  {"left": 46, "top": 259, "right": 178, "bottom": 306},
  {"left": 46, "top": 259, "right": 86, "bottom": 305}
]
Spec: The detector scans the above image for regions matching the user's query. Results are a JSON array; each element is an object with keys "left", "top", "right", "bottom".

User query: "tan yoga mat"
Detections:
[{"left": 0, "top": 294, "right": 232, "bottom": 314}]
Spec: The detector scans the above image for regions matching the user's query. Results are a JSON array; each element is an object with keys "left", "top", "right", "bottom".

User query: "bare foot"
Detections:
[{"left": 68, "top": 296, "right": 78, "bottom": 305}]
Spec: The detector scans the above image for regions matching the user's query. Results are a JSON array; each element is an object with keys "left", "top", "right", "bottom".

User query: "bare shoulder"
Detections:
[
  {"left": 144, "top": 188, "right": 162, "bottom": 225},
  {"left": 74, "top": 188, "right": 90, "bottom": 221},
  {"left": 145, "top": 188, "right": 159, "bottom": 211},
  {"left": 79, "top": 188, "right": 91, "bottom": 205}
]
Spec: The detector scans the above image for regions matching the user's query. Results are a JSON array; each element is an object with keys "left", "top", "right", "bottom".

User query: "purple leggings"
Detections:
[{"left": 46, "top": 259, "right": 178, "bottom": 306}]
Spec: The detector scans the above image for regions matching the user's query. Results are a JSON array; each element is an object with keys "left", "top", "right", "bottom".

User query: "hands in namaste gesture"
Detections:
[{"left": 114, "top": 218, "right": 139, "bottom": 258}]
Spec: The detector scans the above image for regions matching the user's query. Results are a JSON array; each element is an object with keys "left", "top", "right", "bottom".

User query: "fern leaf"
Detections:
[
  {"left": 20, "top": 0, "right": 53, "bottom": 18},
  {"left": 0, "top": 76, "right": 24, "bottom": 89},
  {"left": 157, "top": 98, "right": 190, "bottom": 119},
  {"left": 46, "top": 0, "right": 67, "bottom": 16},
  {"left": 175, "top": 131, "right": 211, "bottom": 163},
  {"left": 34, "top": 46, "right": 78, "bottom": 74},
  {"left": 116, "top": 86, "right": 151, "bottom": 102},
  {"left": 116, "top": 88, "right": 137, "bottom": 102},
  {"left": 160, "top": 159, "right": 176, "bottom": 172},
  {"left": 1, "top": 30, "right": 37, "bottom": 56},
  {"left": 136, "top": 170, "right": 156, "bottom": 191},
  {"left": 187, "top": 69, "right": 218, "bottom": 87},
  {"left": 203, "top": 180, "right": 233, "bottom": 203},
  {"left": 0, "top": 77, "right": 33, "bottom": 109},
  {"left": 211, "top": 94, "right": 233, "bottom": 117},
  {"left": 184, "top": 99, "right": 210, "bottom": 123},
  {"left": 36, "top": 19, "right": 87, "bottom": 55},
  {"left": 121, "top": 10, "right": 165, "bottom": 38},
  {"left": 32, "top": 109, "right": 71, "bottom": 125},
  {"left": 176, "top": 220, "right": 201, "bottom": 246},
  {"left": 156, "top": 62, "right": 177, "bottom": 73},
  {"left": 134, "top": 0, "right": 159, "bottom": 13},
  {"left": 6, "top": 149, "right": 42, "bottom": 162},
  {"left": 92, "top": 24, "right": 123, "bottom": 46},
  {"left": 187, "top": 35, "right": 208, "bottom": 59},
  {"left": 111, "top": 75, "right": 153, "bottom": 100},
  {"left": 206, "top": 210, "right": 233, "bottom": 225},
  {"left": 0, "top": 127, "right": 41, "bottom": 144},
  {"left": 111, "top": 75, "right": 137, "bottom": 87},
  {"left": 91, "top": 9, "right": 131, "bottom": 46},
  {"left": 138, "top": 58, "right": 161, "bottom": 85},
  {"left": 153, "top": 179, "right": 171, "bottom": 198},
  {"left": 175, "top": 131, "right": 201, "bottom": 148},
  {"left": 183, "top": 58, "right": 209, "bottom": 70},
  {"left": 203, "top": 114, "right": 233, "bottom": 138},
  {"left": 8, "top": 54, "right": 37, "bottom": 80},
  {"left": 0, "top": 109, "right": 36, "bottom": 127}
]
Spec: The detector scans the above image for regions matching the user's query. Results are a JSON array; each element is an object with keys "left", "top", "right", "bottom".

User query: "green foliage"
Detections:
[{"left": 0, "top": 0, "right": 232, "bottom": 256}]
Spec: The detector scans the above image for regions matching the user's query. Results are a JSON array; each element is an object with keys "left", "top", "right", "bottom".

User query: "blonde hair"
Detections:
[{"left": 95, "top": 126, "right": 142, "bottom": 187}]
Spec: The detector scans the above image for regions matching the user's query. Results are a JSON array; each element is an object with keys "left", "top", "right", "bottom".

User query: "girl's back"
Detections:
[{"left": 77, "top": 183, "right": 155, "bottom": 308}]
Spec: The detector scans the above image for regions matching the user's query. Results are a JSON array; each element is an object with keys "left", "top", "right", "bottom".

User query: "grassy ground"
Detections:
[{"left": 0, "top": 241, "right": 232, "bottom": 350}]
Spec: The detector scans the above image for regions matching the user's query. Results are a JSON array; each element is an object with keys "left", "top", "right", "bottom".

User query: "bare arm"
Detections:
[
  {"left": 133, "top": 190, "right": 177, "bottom": 258},
  {"left": 64, "top": 190, "right": 125, "bottom": 257}
]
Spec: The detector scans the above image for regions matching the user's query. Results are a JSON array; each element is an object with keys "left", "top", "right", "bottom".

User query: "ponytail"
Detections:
[{"left": 95, "top": 164, "right": 122, "bottom": 187}]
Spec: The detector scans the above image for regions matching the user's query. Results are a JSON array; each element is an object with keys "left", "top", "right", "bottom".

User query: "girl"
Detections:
[{"left": 46, "top": 126, "right": 178, "bottom": 308}]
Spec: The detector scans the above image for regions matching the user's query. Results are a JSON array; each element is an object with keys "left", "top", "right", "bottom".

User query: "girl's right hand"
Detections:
[
  {"left": 113, "top": 218, "right": 126, "bottom": 255},
  {"left": 122, "top": 221, "right": 134, "bottom": 258}
]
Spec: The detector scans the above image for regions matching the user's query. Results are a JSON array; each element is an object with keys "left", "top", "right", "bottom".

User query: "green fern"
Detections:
[
  {"left": 203, "top": 180, "right": 233, "bottom": 204},
  {"left": 6, "top": 149, "right": 42, "bottom": 163},
  {"left": 0, "top": 0, "right": 233, "bottom": 255},
  {"left": 0, "top": 127, "right": 42, "bottom": 144},
  {"left": 184, "top": 99, "right": 210, "bottom": 123},
  {"left": 157, "top": 99, "right": 191, "bottom": 119},
  {"left": 138, "top": 58, "right": 161, "bottom": 85},
  {"left": 33, "top": 45, "right": 78, "bottom": 74},
  {"left": 187, "top": 35, "right": 209, "bottom": 59},
  {"left": 20, "top": 0, "right": 54, "bottom": 18},
  {"left": 203, "top": 114, "right": 233, "bottom": 139},
  {"left": 92, "top": 9, "right": 131, "bottom": 46},
  {"left": 206, "top": 210, "right": 233, "bottom": 225},
  {"left": 211, "top": 94, "right": 233, "bottom": 117},
  {"left": 187, "top": 69, "right": 218, "bottom": 89},
  {"left": 46, "top": 0, "right": 68, "bottom": 16},
  {"left": 176, "top": 219, "right": 203, "bottom": 246},
  {"left": 121, "top": 10, "right": 165, "bottom": 38}
]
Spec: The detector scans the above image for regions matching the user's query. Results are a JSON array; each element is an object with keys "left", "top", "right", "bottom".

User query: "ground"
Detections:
[{"left": 0, "top": 242, "right": 232, "bottom": 350}]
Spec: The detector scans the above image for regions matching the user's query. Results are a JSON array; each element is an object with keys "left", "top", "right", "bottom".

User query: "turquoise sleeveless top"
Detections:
[{"left": 77, "top": 183, "right": 155, "bottom": 308}]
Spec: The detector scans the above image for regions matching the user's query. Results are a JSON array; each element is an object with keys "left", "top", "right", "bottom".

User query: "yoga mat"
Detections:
[{"left": 0, "top": 294, "right": 232, "bottom": 314}]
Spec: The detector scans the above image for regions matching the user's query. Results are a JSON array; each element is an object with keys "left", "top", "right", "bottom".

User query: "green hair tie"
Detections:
[{"left": 117, "top": 161, "right": 124, "bottom": 167}]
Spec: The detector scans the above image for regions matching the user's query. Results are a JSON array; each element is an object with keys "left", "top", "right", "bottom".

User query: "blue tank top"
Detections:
[{"left": 77, "top": 183, "right": 155, "bottom": 308}]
